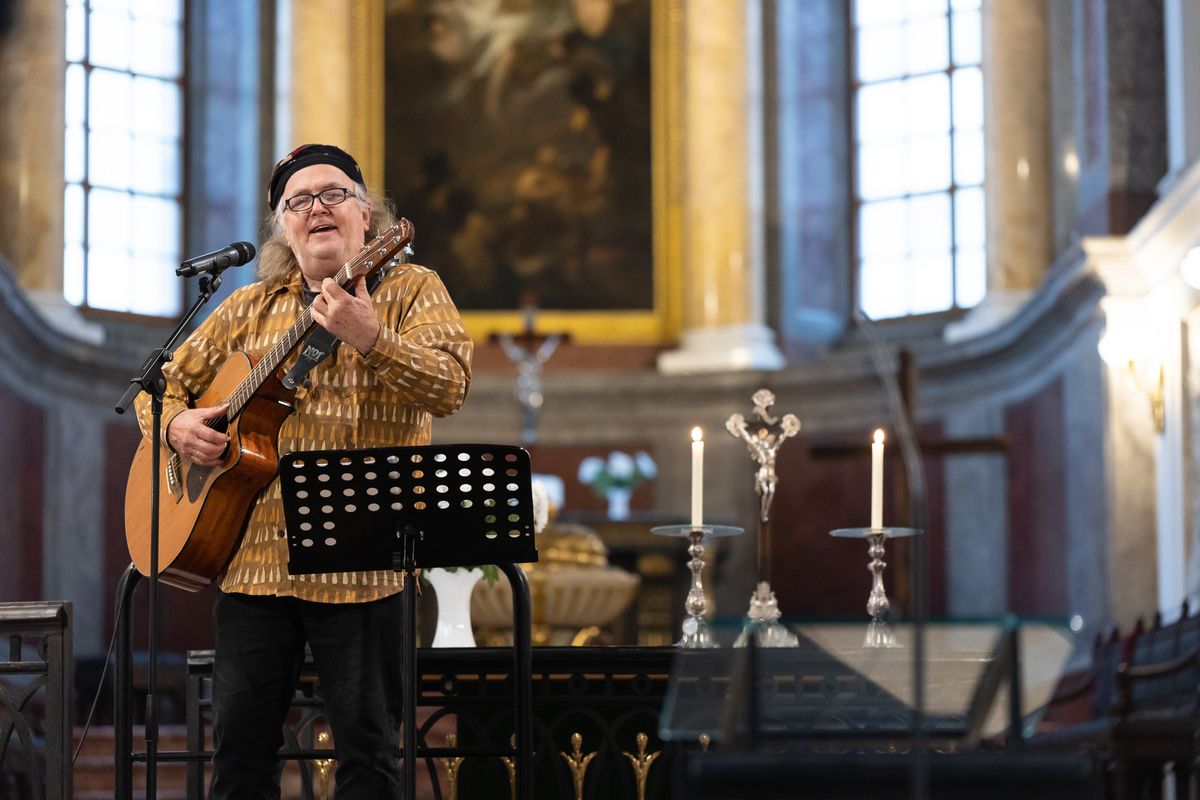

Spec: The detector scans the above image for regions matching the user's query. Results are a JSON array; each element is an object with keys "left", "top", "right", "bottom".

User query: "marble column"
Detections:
[
  {"left": 658, "top": 0, "right": 784, "bottom": 374},
  {"left": 0, "top": 1, "right": 65, "bottom": 294},
  {"left": 286, "top": 0, "right": 384, "bottom": 188},
  {"left": 946, "top": 0, "right": 1052, "bottom": 342}
]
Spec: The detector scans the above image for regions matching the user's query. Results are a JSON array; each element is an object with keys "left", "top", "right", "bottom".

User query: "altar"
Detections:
[{"left": 164, "top": 619, "right": 1084, "bottom": 800}]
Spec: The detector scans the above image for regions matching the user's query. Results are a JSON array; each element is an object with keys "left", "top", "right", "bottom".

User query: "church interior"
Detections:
[{"left": 1, "top": 0, "right": 1199, "bottom": 797}]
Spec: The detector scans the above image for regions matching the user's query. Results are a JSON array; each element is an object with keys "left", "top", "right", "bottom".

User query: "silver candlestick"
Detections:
[
  {"left": 652, "top": 524, "right": 743, "bottom": 648},
  {"left": 726, "top": 389, "right": 801, "bottom": 647},
  {"left": 830, "top": 527, "right": 920, "bottom": 648}
]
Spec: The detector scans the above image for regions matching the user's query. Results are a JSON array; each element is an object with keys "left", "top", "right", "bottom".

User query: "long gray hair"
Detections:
[{"left": 256, "top": 182, "right": 399, "bottom": 287}]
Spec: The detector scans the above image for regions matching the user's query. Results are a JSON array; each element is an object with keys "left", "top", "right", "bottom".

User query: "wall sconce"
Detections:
[
  {"left": 1179, "top": 246, "right": 1200, "bottom": 289},
  {"left": 1098, "top": 300, "right": 1165, "bottom": 433}
]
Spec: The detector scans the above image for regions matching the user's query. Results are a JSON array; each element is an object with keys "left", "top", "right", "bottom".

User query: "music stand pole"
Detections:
[{"left": 114, "top": 273, "right": 223, "bottom": 800}]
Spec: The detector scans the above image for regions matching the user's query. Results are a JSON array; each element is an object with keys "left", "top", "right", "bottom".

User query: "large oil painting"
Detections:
[{"left": 383, "top": 0, "right": 653, "bottom": 313}]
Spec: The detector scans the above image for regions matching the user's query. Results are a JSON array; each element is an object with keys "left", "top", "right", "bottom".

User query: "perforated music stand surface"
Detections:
[
  {"left": 279, "top": 443, "right": 538, "bottom": 574},
  {"left": 277, "top": 442, "right": 538, "bottom": 800}
]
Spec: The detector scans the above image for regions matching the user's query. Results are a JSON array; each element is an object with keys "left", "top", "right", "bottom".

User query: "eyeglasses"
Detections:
[{"left": 283, "top": 187, "right": 353, "bottom": 213}]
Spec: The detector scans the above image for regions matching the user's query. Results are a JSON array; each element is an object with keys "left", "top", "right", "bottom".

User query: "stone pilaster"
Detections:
[
  {"left": 658, "top": 0, "right": 783, "bottom": 373},
  {"left": 946, "top": 0, "right": 1052, "bottom": 342},
  {"left": 0, "top": 1, "right": 65, "bottom": 294},
  {"left": 286, "top": 0, "right": 384, "bottom": 187}
]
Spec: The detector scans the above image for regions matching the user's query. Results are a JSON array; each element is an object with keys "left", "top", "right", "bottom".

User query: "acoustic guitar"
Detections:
[{"left": 124, "top": 220, "right": 414, "bottom": 591}]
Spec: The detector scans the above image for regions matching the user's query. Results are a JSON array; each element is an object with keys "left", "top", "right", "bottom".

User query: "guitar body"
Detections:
[{"left": 124, "top": 352, "right": 296, "bottom": 591}]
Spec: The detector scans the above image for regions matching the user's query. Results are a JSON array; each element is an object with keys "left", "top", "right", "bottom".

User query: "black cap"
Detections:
[{"left": 267, "top": 144, "right": 365, "bottom": 211}]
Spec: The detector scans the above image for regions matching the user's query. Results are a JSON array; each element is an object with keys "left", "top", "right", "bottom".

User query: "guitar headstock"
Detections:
[{"left": 341, "top": 218, "right": 415, "bottom": 285}]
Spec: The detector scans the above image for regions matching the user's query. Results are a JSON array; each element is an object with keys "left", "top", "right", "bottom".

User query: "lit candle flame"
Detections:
[
  {"left": 692, "top": 426, "right": 703, "bottom": 442},
  {"left": 874, "top": 429, "right": 885, "bottom": 445}
]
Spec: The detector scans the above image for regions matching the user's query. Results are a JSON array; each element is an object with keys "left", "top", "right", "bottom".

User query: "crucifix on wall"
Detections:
[
  {"left": 809, "top": 349, "right": 1009, "bottom": 612},
  {"left": 490, "top": 293, "right": 570, "bottom": 445}
]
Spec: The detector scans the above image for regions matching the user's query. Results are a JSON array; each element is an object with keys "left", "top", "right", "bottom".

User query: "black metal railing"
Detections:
[{"left": 0, "top": 602, "right": 72, "bottom": 800}]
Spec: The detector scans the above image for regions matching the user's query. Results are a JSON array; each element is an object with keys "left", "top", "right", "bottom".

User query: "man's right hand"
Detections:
[{"left": 167, "top": 405, "right": 230, "bottom": 467}]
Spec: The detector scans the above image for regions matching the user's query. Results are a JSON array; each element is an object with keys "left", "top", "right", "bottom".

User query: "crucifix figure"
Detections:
[
  {"left": 491, "top": 294, "right": 567, "bottom": 444},
  {"left": 726, "top": 388, "right": 801, "bottom": 646}
]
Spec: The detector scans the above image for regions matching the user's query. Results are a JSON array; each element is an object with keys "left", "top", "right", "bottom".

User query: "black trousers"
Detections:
[{"left": 209, "top": 590, "right": 404, "bottom": 800}]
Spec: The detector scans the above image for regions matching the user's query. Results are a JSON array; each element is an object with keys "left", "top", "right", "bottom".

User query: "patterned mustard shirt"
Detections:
[{"left": 135, "top": 263, "right": 473, "bottom": 603}]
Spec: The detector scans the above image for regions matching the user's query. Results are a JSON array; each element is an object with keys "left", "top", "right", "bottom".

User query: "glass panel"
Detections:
[
  {"left": 856, "top": 81, "right": 905, "bottom": 143},
  {"left": 132, "top": 0, "right": 182, "bottom": 23},
  {"left": 131, "top": 195, "right": 181, "bottom": 258},
  {"left": 951, "top": 0, "right": 982, "bottom": 10},
  {"left": 955, "top": 248, "right": 986, "bottom": 308},
  {"left": 64, "top": 124, "right": 86, "bottom": 184},
  {"left": 855, "top": 0, "right": 905, "bottom": 27},
  {"left": 128, "top": 253, "right": 180, "bottom": 316},
  {"left": 904, "top": 73, "right": 951, "bottom": 137},
  {"left": 89, "top": 68, "right": 133, "bottom": 133},
  {"left": 63, "top": 242, "right": 85, "bottom": 307},
  {"left": 906, "top": 134, "right": 953, "bottom": 194},
  {"left": 89, "top": 9, "right": 132, "bottom": 71},
  {"left": 88, "top": 188, "right": 132, "bottom": 248},
  {"left": 905, "top": 15, "right": 949, "bottom": 75},
  {"left": 65, "top": 64, "right": 86, "bottom": 127},
  {"left": 955, "top": 186, "right": 986, "bottom": 248},
  {"left": 131, "top": 138, "right": 181, "bottom": 195},
  {"left": 859, "top": 199, "right": 909, "bottom": 258},
  {"left": 952, "top": 9, "right": 982, "bottom": 65},
  {"left": 860, "top": 256, "right": 911, "bottom": 319},
  {"left": 64, "top": 184, "right": 85, "bottom": 245},
  {"left": 908, "top": 193, "right": 952, "bottom": 255},
  {"left": 953, "top": 127, "right": 984, "bottom": 186},
  {"left": 132, "top": 18, "right": 182, "bottom": 79},
  {"left": 857, "top": 25, "right": 905, "bottom": 83},
  {"left": 89, "top": 130, "right": 133, "bottom": 190},
  {"left": 87, "top": 247, "right": 132, "bottom": 312},
  {"left": 133, "top": 77, "right": 181, "bottom": 139},
  {"left": 909, "top": 254, "right": 954, "bottom": 314},
  {"left": 907, "top": 0, "right": 950, "bottom": 17},
  {"left": 66, "top": 1, "right": 87, "bottom": 62},
  {"left": 952, "top": 67, "right": 984, "bottom": 129},
  {"left": 858, "top": 140, "right": 907, "bottom": 201},
  {"left": 91, "top": 0, "right": 132, "bottom": 10}
]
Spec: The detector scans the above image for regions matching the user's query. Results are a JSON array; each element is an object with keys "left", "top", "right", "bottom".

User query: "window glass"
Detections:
[
  {"left": 854, "top": 0, "right": 986, "bottom": 319},
  {"left": 64, "top": 0, "right": 183, "bottom": 315}
]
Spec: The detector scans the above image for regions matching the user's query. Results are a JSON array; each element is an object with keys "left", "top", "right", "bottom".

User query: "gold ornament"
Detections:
[
  {"left": 622, "top": 732, "right": 662, "bottom": 800},
  {"left": 560, "top": 732, "right": 597, "bottom": 800}
]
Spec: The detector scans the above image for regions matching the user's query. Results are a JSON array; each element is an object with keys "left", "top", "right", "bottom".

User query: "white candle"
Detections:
[
  {"left": 871, "top": 429, "right": 885, "bottom": 529},
  {"left": 691, "top": 427, "right": 704, "bottom": 528}
]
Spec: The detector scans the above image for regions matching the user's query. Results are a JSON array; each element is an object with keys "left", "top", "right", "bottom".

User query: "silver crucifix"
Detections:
[{"left": 726, "top": 388, "right": 801, "bottom": 647}]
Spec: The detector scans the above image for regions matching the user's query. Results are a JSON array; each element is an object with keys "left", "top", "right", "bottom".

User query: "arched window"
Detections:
[
  {"left": 64, "top": 0, "right": 184, "bottom": 316},
  {"left": 853, "top": 0, "right": 985, "bottom": 320}
]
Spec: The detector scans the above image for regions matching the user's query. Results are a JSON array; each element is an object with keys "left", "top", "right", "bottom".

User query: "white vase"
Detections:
[
  {"left": 426, "top": 567, "right": 482, "bottom": 648},
  {"left": 605, "top": 487, "right": 632, "bottom": 520}
]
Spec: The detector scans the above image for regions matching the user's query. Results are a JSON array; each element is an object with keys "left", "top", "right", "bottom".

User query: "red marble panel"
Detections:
[
  {"left": 770, "top": 428, "right": 947, "bottom": 618},
  {"left": 0, "top": 383, "right": 44, "bottom": 601},
  {"left": 1005, "top": 379, "right": 1069, "bottom": 615}
]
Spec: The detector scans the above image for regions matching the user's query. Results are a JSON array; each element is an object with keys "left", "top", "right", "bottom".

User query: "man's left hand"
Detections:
[{"left": 310, "top": 277, "right": 381, "bottom": 356}]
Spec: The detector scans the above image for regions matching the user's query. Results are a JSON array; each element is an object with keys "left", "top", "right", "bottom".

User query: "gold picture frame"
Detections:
[{"left": 363, "top": 0, "right": 684, "bottom": 345}]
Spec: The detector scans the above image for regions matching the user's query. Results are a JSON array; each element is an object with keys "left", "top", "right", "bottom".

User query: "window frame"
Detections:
[
  {"left": 847, "top": 0, "right": 986, "bottom": 323},
  {"left": 64, "top": 0, "right": 189, "bottom": 321}
]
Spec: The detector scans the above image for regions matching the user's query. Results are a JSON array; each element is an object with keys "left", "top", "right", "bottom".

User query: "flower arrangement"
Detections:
[{"left": 577, "top": 451, "right": 657, "bottom": 497}]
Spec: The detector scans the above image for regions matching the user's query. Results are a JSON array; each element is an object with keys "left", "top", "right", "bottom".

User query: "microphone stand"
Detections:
[{"left": 115, "top": 271, "right": 224, "bottom": 800}]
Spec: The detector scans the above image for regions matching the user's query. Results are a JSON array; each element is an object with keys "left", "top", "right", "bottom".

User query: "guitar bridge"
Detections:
[{"left": 166, "top": 450, "right": 182, "bottom": 498}]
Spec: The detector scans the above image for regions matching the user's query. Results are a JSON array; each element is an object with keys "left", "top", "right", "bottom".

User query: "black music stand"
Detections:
[{"left": 279, "top": 443, "right": 538, "bottom": 800}]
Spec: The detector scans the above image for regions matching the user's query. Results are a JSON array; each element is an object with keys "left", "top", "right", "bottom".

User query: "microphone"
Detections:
[{"left": 176, "top": 241, "right": 257, "bottom": 277}]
